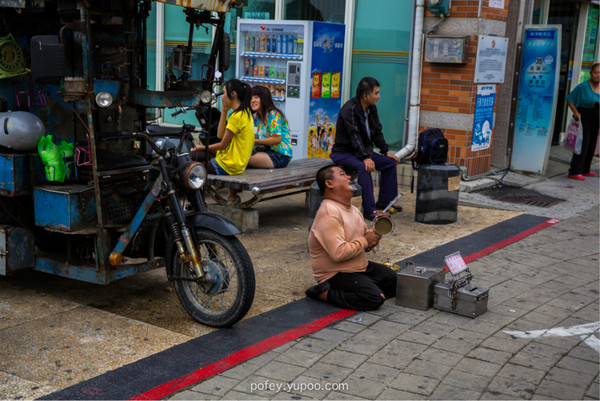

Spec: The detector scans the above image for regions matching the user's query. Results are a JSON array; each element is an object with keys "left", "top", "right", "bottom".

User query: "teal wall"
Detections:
[{"left": 351, "top": 0, "right": 413, "bottom": 149}]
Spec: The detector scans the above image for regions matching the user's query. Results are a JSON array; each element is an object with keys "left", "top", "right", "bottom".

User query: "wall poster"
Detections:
[{"left": 471, "top": 84, "right": 496, "bottom": 152}]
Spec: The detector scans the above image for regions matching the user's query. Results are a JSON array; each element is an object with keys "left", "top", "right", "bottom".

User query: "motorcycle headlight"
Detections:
[
  {"left": 200, "top": 90, "right": 212, "bottom": 104},
  {"left": 183, "top": 162, "right": 206, "bottom": 190},
  {"left": 95, "top": 91, "right": 113, "bottom": 108}
]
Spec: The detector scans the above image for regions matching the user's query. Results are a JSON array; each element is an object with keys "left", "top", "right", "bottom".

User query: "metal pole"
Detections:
[{"left": 80, "top": 6, "right": 104, "bottom": 230}]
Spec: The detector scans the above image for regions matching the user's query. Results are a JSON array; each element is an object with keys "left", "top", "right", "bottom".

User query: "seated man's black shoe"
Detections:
[
  {"left": 376, "top": 201, "right": 402, "bottom": 214},
  {"left": 305, "top": 280, "right": 331, "bottom": 299},
  {"left": 363, "top": 212, "right": 376, "bottom": 221},
  {"left": 363, "top": 209, "right": 389, "bottom": 221}
]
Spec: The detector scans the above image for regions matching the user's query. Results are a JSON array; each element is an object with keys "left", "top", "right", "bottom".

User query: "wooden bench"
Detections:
[{"left": 206, "top": 157, "right": 333, "bottom": 209}]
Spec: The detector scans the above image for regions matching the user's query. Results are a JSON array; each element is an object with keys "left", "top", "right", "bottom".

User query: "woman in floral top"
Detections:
[{"left": 248, "top": 85, "right": 293, "bottom": 168}]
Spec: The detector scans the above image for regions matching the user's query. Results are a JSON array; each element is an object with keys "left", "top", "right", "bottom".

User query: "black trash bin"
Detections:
[{"left": 415, "top": 164, "right": 461, "bottom": 224}]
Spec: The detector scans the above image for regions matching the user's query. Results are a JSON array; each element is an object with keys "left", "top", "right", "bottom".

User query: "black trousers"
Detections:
[
  {"left": 326, "top": 261, "right": 397, "bottom": 311},
  {"left": 569, "top": 106, "right": 600, "bottom": 175}
]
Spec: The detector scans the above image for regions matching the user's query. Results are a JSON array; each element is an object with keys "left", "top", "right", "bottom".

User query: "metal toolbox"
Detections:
[
  {"left": 396, "top": 265, "right": 446, "bottom": 310},
  {"left": 0, "top": 225, "right": 35, "bottom": 275},
  {"left": 434, "top": 282, "right": 489, "bottom": 318},
  {"left": 33, "top": 185, "right": 97, "bottom": 231}
]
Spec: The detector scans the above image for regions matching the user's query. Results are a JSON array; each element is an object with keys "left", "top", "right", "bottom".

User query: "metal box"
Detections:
[
  {"left": 434, "top": 282, "right": 489, "bottom": 318},
  {"left": 33, "top": 185, "right": 97, "bottom": 231},
  {"left": 0, "top": 152, "right": 32, "bottom": 196},
  {"left": 425, "top": 36, "right": 469, "bottom": 64},
  {"left": 0, "top": 225, "right": 35, "bottom": 275},
  {"left": 30, "top": 36, "right": 65, "bottom": 83},
  {"left": 396, "top": 265, "right": 446, "bottom": 310}
]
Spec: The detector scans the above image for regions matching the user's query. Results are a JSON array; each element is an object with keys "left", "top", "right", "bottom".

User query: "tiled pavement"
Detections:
[{"left": 168, "top": 205, "right": 599, "bottom": 400}]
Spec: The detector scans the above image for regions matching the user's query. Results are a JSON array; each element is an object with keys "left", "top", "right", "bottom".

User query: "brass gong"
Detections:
[{"left": 373, "top": 215, "right": 394, "bottom": 236}]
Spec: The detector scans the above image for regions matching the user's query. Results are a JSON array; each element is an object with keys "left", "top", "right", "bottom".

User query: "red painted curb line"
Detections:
[
  {"left": 441, "top": 218, "right": 561, "bottom": 271},
  {"left": 130, "top": 309, "right": 356, "bottom": 400}
]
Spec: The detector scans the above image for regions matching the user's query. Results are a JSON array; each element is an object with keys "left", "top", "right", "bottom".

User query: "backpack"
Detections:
[
  {"left": 410, "top": 128, "right": 449, "bottom": 193},
  {"left": 412, "top": 128, "right": 448, "bottom": 169}
]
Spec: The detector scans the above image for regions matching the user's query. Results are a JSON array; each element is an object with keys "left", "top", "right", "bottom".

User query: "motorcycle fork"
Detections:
[{"left": 158, "top": 157, "right": 204, "bottom": 279}]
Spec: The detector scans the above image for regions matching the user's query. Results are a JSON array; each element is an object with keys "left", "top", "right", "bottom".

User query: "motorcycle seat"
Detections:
[
  {"left": 79, "top": 148, "right": 150, "bottom": 172},
  {"left": 146, "top": 125, "right": 184, "bottom": 135}
]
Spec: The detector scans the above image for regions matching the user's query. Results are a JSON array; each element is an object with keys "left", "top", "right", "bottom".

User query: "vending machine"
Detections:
[{"left": 236, "top": 19, "right": 345, "bottom": 159}]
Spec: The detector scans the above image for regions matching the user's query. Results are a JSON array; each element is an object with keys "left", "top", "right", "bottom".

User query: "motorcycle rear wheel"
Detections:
[{"left": 171, "top": 229, "right": 255, "bottom": 328}]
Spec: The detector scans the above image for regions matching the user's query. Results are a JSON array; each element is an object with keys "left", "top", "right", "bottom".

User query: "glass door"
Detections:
[
  {"left": 350, "top": 0, "right": 413, "bottom": 149},
  {"left": 547, "top": 0, "right": 581, "bottom": 143}
]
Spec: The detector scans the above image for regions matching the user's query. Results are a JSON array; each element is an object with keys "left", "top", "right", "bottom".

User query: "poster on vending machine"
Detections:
[{"left": 307, "top": 22, "right": 345, "bottom": 159}]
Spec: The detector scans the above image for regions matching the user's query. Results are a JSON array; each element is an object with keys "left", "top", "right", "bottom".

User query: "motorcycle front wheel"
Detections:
[{"left": 171, "top": 228, "right": 255, "bottom": 328}]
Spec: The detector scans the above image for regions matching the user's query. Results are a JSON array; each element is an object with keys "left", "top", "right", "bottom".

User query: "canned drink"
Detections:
[
  {"left": 269, "top": 66, "right": 276, "bottom": 78},
  {"left": 321, "top": 72, "right": 331, "bottom": 98},
  {"left": 312, "top": 72, "right": 322, "bottom": 98},
  {"left": 297, "top": 38, "right": 304, "bottom": 55},
  {"left": 293, "top": 36, "right": 298, "bottom": 54},
  {"left": 245, "top": 35, "right": 250, "bottom": 52},
  {"left": 331, "top": 72, "right": 340, "bottom": 98},
  {"left": 250, "top": 36, "right": 255, "bottom": 52},
  {"left": 254, "top": 65, "right": 259, "bottom": 77}
]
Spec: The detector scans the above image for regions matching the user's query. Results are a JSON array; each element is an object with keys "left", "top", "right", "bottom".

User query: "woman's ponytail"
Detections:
[{"left": 224, "top": 79, "right": 252, "bottom": 118}]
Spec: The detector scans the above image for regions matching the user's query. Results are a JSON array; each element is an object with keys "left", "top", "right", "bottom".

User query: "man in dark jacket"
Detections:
[{"left": 330, "top": 77, "right": 401, "bottom": 220}]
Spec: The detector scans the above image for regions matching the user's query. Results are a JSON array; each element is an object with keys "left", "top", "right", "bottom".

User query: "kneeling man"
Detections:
[{"left": 306, "top": 165, "right": 397, "bottom": 310}]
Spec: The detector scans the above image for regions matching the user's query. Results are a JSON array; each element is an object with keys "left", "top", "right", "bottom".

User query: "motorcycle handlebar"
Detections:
[{"left": 171, "top": 106, "right": 194, "bottom": 117}]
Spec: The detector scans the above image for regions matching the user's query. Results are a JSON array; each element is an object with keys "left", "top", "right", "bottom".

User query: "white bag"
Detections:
[{"left": 564, "top": 120, "right": 583, "bottom": 155}]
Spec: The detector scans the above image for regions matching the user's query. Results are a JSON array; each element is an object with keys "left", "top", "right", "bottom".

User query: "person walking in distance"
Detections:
[{"left": 566, "top": 63, "right": 600, "bottom": 181}]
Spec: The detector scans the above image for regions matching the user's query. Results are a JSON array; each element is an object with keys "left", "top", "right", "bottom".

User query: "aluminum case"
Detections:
[
  {"left": 433, "top": 282, "right": 489, "bottom": 318},
  {"left": 396, "top": 265, "right": 446, "bottom": 310}
]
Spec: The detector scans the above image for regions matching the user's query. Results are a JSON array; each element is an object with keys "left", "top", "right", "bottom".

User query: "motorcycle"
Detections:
[{"left": 131, "top": 124, "right": 256, "bottom": 327}]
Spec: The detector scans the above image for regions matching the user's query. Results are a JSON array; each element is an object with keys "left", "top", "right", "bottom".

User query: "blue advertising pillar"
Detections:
[{"left": 510, "top": 25, "right": 562, "bottom": 174}]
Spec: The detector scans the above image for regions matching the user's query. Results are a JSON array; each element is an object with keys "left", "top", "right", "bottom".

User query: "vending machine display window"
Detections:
[{"left": 237, "top": 19, "right": 345, "bottom": 159}]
